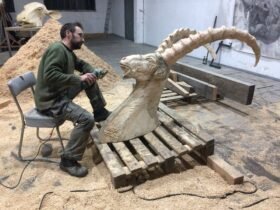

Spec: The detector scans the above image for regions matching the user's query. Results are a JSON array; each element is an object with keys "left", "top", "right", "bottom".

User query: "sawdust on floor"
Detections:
[{"left": 0, "top": 81, "right": 279, "bottom": 209}]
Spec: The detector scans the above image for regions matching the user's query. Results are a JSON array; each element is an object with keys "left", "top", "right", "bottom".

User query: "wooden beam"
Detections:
[
  {"left": 176, "top": 72, "right": 218, "bottom": 100},
  {"left": 129, "top": 138, "right": 158, "bottom": 167},
  {"left": 177, "top": 81, "right": 194, "bottom": 93},
  {"left": 172, "top": 62, "right": 255, "bottom": 105},
  {"left": 207, "top": 155, "right": 244, "bottom": 185},
  {"left": 169, "top": 70, "right": 178, "bottom": 81},
  {"left": 166, "top": 78, "right": 190, "bottom": 97}
]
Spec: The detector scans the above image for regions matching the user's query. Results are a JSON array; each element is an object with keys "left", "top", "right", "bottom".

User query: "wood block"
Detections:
[
  {"left": 129, "top": 138, "right": 158, "bottom": 167},
  {"left": 113, "top": 142, "right": 143, "bottom": 173},
  {"left": 166, "top": 78, "right": 189, "bottom": 97},
  {"left": 207, "top": 155, "right": 244, "bottom": 185}
]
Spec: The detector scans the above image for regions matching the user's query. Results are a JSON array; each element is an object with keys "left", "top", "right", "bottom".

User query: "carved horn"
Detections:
[
  {"left": 156, "top": 28, "right": 217, "bottom": 61},
  {"left": 160, "top": 26, "right": 261, "bottom": 66}
]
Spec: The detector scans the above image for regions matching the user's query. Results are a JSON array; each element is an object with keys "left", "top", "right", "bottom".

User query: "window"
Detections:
[
  {"left": 44, "top": 0, "right": 96, "bottom": 11},
  {"left": 4, "top": 0, "right": 15, "bottom": 12}
]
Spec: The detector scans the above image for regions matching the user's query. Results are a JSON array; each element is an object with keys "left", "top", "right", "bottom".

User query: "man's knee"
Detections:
[{"left": 78, "top": 112, "right": 95, "bottom": 131}]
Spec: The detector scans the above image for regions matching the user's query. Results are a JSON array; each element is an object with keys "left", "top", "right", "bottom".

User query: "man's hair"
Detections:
[{"left": 60, "top": 22, "right": 84, "bottom": 39}]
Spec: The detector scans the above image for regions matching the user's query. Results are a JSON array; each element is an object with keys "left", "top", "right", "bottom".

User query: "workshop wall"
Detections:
[{"left": 10, "top": 0, "right": 280, "bottom": 79}]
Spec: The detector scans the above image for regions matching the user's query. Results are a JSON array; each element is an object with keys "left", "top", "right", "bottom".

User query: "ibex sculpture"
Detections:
[{"left": 98, "top": 26, "right": 260, "bottom": 143}]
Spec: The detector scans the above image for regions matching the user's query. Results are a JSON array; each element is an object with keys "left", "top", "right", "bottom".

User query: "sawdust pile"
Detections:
[{"left": 0, "top": 19, "right": 120, "bottom": 97}]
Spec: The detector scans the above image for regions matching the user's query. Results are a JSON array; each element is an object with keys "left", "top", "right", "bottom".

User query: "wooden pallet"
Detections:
[
  {"left": 161, "top": 87, "right": 197, "bottom": 102},
  {"left": 92, "top": 103, "right": 215, "bottom": 188}
]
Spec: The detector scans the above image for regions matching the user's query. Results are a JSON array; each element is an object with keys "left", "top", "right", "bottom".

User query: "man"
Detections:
[{"left": 35, "top": 22, "right": 110, "bottom": 177}]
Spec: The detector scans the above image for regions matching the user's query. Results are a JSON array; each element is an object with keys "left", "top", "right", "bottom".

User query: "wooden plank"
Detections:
[
  {"left": 94, "top": 140, "right": 127, "bottom": 188},
  {"left": 129, "top": 138, "right": 158, "bottom": 167},
  {"left": 166, "top": 78, "right": 190, "bottom": 97},
  {"left": 180, "top": 153, "right": 200, "bottom": 168},
  {"left": 144, "top": 132, "right": 174, "bottom": 161},
  {"left": 113, "top": 142, "right": 143, "bottom": 173},
  {"left": 207, "top": 155, "right": 244, "bottom": 185},
  {"left": 160, "top": 95, "right": 184, "bottom": 102},
  {"left": 177, "top": 81, "right": 194, "bottom": 93},
  {"left": 169, "top": 69, "right": 178, "bottom": 81},
  {"left": 158, "top": 111, "right": 203, "bottom": 149},
  {"left": 161, "top": 92, "right": 178, "bottom": 98},
  {"left": 162, "top": 89, "right": 173, "bottom": 94},
  {"left": 176, "top": 72, "right": 218, "bottom": 100},
  {"left": 154, "top": 126, "right": 190, "bottom": 155},
  {"left": 172, "top": 62, "right": 255, "bottom": 104},
  {"left": 158, "top": 102, "right": 214, "bottom": 146}
]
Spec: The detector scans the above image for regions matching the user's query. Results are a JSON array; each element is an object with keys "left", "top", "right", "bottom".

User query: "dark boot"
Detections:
[
  {"left": 94, "top": 108, "right": 111, "bottom": 122},
  {"left": 60, "top": 157, "right": 88, "bottom": 177}
]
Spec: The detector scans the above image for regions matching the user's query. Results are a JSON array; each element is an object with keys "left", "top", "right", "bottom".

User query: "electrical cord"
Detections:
[
  {"left": 38, "top": 187, "right": 108, "bottom": 210},
  {"left": 131, "top": 180, "right": 258, "bottom": 201},
  {"left": 0, "top": 128, "right": 55, "bottom": 189}
]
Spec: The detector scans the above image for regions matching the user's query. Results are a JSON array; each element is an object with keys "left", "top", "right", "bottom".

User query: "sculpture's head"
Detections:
[
  {"left": 120, "top": 52, "right": 169, "bottom": 82},
  {"left": 16, "top": 2, "right": 61, "bottom": 27}
]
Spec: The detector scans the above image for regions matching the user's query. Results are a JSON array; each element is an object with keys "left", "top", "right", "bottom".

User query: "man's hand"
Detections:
[{"left": 80, "top": 73, "right": 96, "bottom": 85}]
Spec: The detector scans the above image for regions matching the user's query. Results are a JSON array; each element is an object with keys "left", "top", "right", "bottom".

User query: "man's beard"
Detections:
[{"left": 71, "top": 40, "right": 83, "bottom": 50}]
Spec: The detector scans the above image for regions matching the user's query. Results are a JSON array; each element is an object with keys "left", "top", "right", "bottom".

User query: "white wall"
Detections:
[
  {"left": 12, "top": 0, "right": 109, "bottom": 33},
  {"left": 10, "top": 0, "right": 280, "bottom": 79},
  {"left": 142, "top": 0, "right": 280, "bottom": 79},
  {"left": 111, "top": 0, "right": 125, "bottom": 37}
]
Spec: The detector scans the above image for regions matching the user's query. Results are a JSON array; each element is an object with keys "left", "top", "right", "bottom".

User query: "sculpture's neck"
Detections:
[{"left": 132, "top": 79, "right": 166, "bottom": 105}]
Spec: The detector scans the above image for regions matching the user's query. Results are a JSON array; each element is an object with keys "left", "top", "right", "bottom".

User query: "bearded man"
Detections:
[{"left": 35, "top": 22, "right": 110, "bottom": 177}]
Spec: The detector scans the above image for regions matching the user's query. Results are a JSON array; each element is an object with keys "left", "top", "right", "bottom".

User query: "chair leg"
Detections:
[
  {"left": 15, "top": 125, "right": 58, "bottom": 163},
  {"left": 17, "top": 123, "right": 26, "bottom": 161},
  {"left": 56, "top": 126, "right": 65, "bottom": 152}
]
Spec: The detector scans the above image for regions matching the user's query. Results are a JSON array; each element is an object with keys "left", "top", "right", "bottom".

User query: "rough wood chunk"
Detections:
[{"left": 207, "top": 155, "right": 244, "bottom": 185}]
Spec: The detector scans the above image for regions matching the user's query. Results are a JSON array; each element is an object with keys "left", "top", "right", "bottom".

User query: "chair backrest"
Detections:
[
  {"left": 8, "top": 71, "right": 36, "bottom": 97},
  {"left": 7, "top": 71, "right": 36, "bottom": 119}
]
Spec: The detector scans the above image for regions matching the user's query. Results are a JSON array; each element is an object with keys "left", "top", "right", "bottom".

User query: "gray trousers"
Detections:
[{"left": 49, "top": 82, "right": 106, "bottom": 160}]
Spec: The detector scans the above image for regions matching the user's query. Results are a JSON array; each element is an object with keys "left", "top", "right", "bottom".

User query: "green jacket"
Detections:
[{"left": 35, "top": 42, "right": 99, "bottom": 111}]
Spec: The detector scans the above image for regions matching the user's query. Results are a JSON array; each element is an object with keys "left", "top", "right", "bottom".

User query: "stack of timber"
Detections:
[
  {"left": 170, "top": 62, "right": 255, "bottom": 105},
  {"left": 92, "top": 103, "right": 215, "bottom": 188}
]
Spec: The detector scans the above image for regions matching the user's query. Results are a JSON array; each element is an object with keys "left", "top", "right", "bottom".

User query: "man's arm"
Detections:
[
  {"left": 75, "top": 56, "right": 108, "bottom": 79},
  {"left": 44, "top": 46, "right": 81, "bottom": 87}
]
